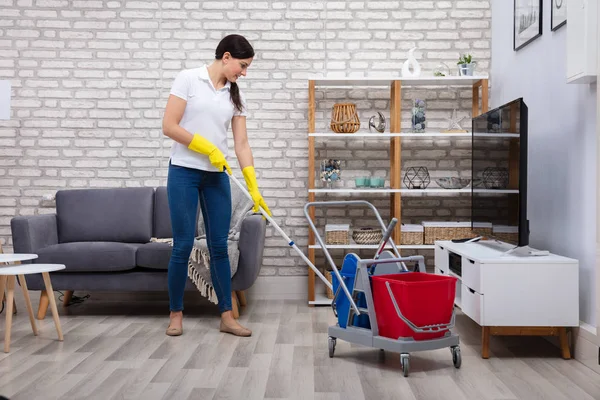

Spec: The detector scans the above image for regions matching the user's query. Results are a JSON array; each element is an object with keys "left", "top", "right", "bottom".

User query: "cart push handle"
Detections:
[
  {"left": 384, "top": 281, "right": 456, "bottom": 333},
  {"left": 303, "top": 200, "right": 405, "bottom": 316}
]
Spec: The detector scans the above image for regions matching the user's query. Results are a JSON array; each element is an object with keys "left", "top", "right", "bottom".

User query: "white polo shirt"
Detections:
[{"left": 169, "top": 65, "right": 247, "bottom": 172}]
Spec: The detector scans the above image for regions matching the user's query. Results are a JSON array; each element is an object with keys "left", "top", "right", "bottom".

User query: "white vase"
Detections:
[{"left": 402, "top": 47, "right": 421, "bottom": 78}]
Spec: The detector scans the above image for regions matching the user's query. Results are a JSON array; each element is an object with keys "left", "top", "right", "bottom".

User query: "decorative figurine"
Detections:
[
  {"left": 368, "top": 112, "right": 386, "bottom": 133},
  {"left": 402, "top": 47, "right": 421, "bottom": 78}
]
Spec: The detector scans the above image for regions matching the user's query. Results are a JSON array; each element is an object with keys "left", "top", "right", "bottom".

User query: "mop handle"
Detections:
[{"left": 226, "top": 171, "right": 333, "bottom": 291}]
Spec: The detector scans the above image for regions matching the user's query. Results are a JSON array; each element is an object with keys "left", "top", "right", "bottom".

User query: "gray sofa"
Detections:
[{"left": 10, "top": 187, "right": 266, "bottom": 317}]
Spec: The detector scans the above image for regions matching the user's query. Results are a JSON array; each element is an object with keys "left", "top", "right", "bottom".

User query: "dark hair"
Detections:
[{"left": 215, "top": 34, "right": 254, "bottom": 113}]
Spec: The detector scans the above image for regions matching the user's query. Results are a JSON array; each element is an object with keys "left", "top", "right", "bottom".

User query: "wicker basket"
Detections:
[
  {"left": 422, "top": 221, "right": 472, "bottom": 244},
  {"left": 325, "top": 270, "right": 334, "bottom": 299},
  {"left": 330, "top": 103, "right": 360, "bottom": 133},
  {"left": 492, "top": 225, "right": 518, "bottom": 244},
  {"left": 401, "top": 224, "right": 424, "bottom": 245},
  {"left": 325, "top": 224, "right": 350, "bottom": 245},
  {"left": 352, "top": 228, "right": 383, "bottom": 244},
  {"left": 473, "top": 222, "right": 493, "bottom": 237}
]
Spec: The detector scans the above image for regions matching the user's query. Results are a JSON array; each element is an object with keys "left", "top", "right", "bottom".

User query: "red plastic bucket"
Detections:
[{"left": 371, "top": 272, "right": 457, "bottom": 341}]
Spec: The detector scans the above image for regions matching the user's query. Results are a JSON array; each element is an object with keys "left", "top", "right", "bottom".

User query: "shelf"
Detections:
[
  {"left": 313, "top": 75, "right": 489, "bottom": 87},
  {"left": 309, "top": 132, "right": 470, "bottom": 137},
  {"left": 309, "top": 279, "right": 333, "bottom": 306},
  {"left": 309, "top": 244, "right": 435, "bottom": 250},
  {"left": 310, "top": 188, "right": 399, "bottom": 193},
  {"left": 309, "top": 188, "right": 519, "bottom": 194},
  {"left": 473, "top": 133, "right": 520, "bottom": 138},
  {"left": 473, "top": 189, "right": 519, "bottom": 194},
  {"left": 309, "top": 132, "right": 519, "bottom": 138}
]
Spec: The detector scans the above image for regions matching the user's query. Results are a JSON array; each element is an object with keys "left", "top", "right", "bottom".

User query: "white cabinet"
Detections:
[
  {"left": 434, "top": 240, "right": 579, "bottom": 358},
  {"left": 567, "top": 0, "right": 598, "bottom": 83}
]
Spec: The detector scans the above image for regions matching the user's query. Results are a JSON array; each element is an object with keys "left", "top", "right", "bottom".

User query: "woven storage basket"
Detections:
[
  {"left": 401, "top": 224, "right": 424, "bottom": 245},
  {"left": 325, "top": 224, "right": 350, "bottom": 245},
  {"left": 330, "top": 103, "right": 360, "bottom": 133},
  {"left": 352, "top": 228, "right": 383, "bottom": 244},
  {"left": 325, "top": 270, "right": 334, "bottom": 299},
  {"left": 422, "top": 221, "right": 472, "bottom": 244},
  {"left": 473, "top": 222, "right": 493, "bottom": 237},
  {"left": 492, "top": 225, "right": 518, "bottom": 244}
]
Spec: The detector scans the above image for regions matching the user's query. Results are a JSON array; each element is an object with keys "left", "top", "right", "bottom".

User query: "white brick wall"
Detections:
[{"left": 0, "top": 0, "right": 491, "bottom": 277}]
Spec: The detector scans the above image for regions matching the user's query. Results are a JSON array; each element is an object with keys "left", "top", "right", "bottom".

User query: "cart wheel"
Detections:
[
  {"left": 452, "top": 346, "right": 461, "bottom": 368},
  {"left": 328, "top": 337, "right": 336, "bottom": 358},
  {"left": 400, "top": 354, "right": 410, "bottom": 377}
]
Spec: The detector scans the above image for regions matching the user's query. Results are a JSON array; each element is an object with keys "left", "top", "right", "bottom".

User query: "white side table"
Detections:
[
  {"left": 0, "top": 253, "right": 38, "bottom": 315},
  {"left": 0, "top": 254, "right": 38, "bottom": 264},
  {"left": 0, "top": 263, "right": 65, "bottom": 352}
]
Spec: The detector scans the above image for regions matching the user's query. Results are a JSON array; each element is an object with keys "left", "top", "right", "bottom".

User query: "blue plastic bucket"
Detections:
[{"left": 331, "top": 253, "right": 370, "bottom": 329}]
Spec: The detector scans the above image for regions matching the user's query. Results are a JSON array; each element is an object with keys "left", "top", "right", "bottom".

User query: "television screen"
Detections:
[{"left": 471, "top": 98, "right": 528, "bottom": 247}]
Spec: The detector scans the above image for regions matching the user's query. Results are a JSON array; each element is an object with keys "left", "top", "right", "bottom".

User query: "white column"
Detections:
[{"left": 596, "top": 0, "right": 600, "bottom": 341}]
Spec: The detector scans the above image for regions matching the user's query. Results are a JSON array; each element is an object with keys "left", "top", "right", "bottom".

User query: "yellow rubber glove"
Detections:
[
  {"left": 242, "top": 166, "right": 272, "bottom": 216},
  {"left": 188, "top": 134, "right": 232, "bottom": 175}
]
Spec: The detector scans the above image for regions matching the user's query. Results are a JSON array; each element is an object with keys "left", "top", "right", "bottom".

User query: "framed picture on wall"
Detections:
[
  {"left": 551, "top": 0, "right": 567, "bottom": 31},
  {"left": 514, "top": 0, "right": 543, "bottom": 51}
]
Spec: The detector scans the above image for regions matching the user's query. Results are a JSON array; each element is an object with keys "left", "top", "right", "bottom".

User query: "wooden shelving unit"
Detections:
[{"left": 307, "top": 76, "right": 489, "bottom": 305}]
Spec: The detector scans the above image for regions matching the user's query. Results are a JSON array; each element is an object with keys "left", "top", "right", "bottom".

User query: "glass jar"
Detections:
[
  {"left": 320, "top": 159, "right": 341, "bottom": 188},
  {"left": 411, "top": 99, "right": 426, "bottom": 133}
]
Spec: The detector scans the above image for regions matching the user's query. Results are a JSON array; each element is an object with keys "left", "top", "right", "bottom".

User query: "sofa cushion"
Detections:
[
  {"left": 36, "top": 242, "right": 141, "bottom": 272},
  {"left": 56, "top": 187, "right": 154, "bottom": 243},
  {"left": 153, "top": 187, "right": 172, "bottom": 239},
  {"left": 136, "top": 242, "right": 171, "bottom": 270}
]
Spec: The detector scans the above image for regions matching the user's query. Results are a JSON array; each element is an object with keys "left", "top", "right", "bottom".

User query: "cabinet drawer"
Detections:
[
  {"left": 434, "top": 243, "right": 448, "bottom": 272},
  {"left": 461, "top": 285, "right": 483, "bottom": 325},
  {"left": 461, "top": 257, "right": 482, "bottom": 293}
]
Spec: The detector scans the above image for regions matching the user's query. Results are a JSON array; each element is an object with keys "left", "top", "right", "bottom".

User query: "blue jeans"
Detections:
[{"left": 167, "top": 162, "right": 232, "bottom": 313}]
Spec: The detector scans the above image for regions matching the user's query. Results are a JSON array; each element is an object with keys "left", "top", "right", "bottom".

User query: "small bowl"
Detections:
[{"left": 435, "top": 177, "right": 471, "bottom": 189}]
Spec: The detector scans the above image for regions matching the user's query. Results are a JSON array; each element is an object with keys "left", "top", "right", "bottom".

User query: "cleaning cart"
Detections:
[
  {"left": 226, "top": 173, "right": 460, "bottom": 377},
  {"left": 303, "top": 200, "right": 461, "bottom": 377}
]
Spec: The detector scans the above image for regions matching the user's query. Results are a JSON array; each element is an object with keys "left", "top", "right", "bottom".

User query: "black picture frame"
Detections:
[
  {"left": 514, "top": 0, "right": 543, "bottom": 51},
  {"left": 551, "top": 0, "right": 567, "bottom": 31}
]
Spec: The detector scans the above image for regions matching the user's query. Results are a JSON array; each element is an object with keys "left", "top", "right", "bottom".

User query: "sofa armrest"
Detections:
[
  {"left": 232, "top": 214, "right": 266, "bottom": 291},
  {"left": 11, "top": 214, "right": 59, "bottom": 254}
]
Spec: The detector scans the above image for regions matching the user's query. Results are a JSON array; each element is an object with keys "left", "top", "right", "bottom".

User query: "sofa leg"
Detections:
[
  {"left": 37, "top": 290, "right": 49, "bottom": 320},
  {"left": 231, "top": 291, "right": 240, "bottom": 319},
  {"left": 235, "top": 290, "right": 247, "bottom": 307},
  {"left": 63, "top": 290, "right": 73, "bottom": 307}
]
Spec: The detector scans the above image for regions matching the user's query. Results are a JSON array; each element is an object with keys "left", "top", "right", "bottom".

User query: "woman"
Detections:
[{"left": 161, "top": 34, "right": 271, "bottom": 337}]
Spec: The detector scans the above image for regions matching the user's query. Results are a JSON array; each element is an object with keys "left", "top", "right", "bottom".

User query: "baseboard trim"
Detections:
[
  {"left": 247, "top": 276, "right": 306, "bottom": 300},
  {"left": 573, "top": 326, "right": 600, "bottom": 373}
]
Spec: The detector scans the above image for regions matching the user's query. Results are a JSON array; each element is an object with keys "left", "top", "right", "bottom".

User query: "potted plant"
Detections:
[{"left": 457, "top": 54, "right": 476, "bottom": 76}]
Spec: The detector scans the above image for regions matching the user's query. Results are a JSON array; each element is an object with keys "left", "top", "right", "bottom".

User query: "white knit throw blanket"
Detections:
[{"left": 153, "top": 182, "right": 254, "bottom": 305}]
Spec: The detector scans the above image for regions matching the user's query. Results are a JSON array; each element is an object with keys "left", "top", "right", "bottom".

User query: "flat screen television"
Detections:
[{"left": 471, "top": 98, "right": 529, "bottom": 247}]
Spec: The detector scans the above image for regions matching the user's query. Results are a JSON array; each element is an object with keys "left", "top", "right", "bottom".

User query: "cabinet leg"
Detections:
[
  {"left": 482, "top": 326, "right": 490, "bottom": 359},
  {"left": 558, "top": 327, "right": 571, "bottom": 359}
]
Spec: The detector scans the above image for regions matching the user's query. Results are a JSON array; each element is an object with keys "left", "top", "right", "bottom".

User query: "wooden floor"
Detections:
[{"left": 0, "top": 291, "right": 598, "bottom": 400}]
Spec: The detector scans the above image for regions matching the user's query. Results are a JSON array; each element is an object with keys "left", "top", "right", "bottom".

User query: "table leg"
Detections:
[
  {"left": 4, "top": 276, "right": 15, "bottom": 353},
  {"left": 18, "top": 275, "right": 37, "bottom": 336},
  {"left": 482, "top": 326, "right": 490, "bottom": 359},
  {"left": 41, "top": 272, "right": 63, "bottom": 341},
  {"left": 0, "top": 276, "right": 6, "bottom": 305}
]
